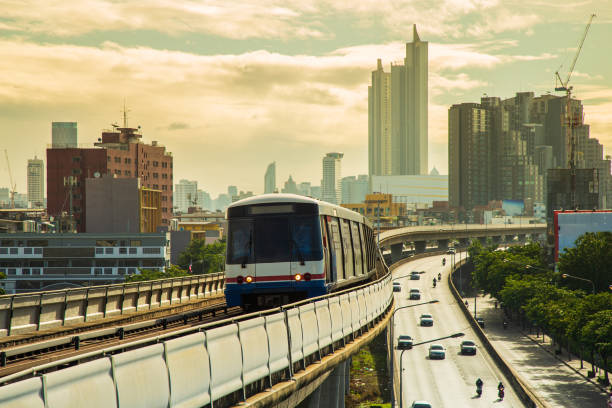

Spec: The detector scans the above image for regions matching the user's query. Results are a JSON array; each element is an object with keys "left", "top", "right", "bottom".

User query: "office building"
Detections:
[
  {"left": 95, "top": 122, "right": 173, "bottom": 226},
  {"left": 85, "top": 175, "right": 162, "bottom": 233},
  {"left": 51, "top": 122, "right": 77, "bottom": 148},
  {"left": 0, "top": 232, "right": 169, "bottom": 294},
  {"left": 322, "top": 152, "right": 343, "bottom": 204},
  {"left": 371, "top": 174, "right": 448, "bottom": 205},
  {"left": 174, "top": 180, "right": 198, "bottom": 213},
  {"left": 264, "top": 162, "right": 276, "bottom": 194},
  {"left": 197, "top": 190, "right": 212, "bottom": 211},
  {"left": 547, "top": 168, "right": 599, "bottom": 220},
  {"left": 27, "top": 156, "right": 44, "bottom": 208},
  {"left": 0, "top": 188, "right": 9, "bottom": 207},
  {"left": 369, "top": 25, "right": 428, "bottom": 177},
  {"left": 297, "top": 182, "right": 311, "bottom": 197},
  {"left": 46, "top": 147, "right": 107, "bottom": 232},
  {"left": 341, "top": 175, "right": 369, "bottom": 204},
  {"left": 341, "top": 193, "right": 406, "bottom": 225},
  {"left": 281, "top": 175, "right": 298, "bottom": 194}
]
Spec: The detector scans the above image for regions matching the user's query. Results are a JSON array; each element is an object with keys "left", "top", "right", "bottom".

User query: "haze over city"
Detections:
[{"left": 1, "top": 1, "right": 611, "bottom": 196}]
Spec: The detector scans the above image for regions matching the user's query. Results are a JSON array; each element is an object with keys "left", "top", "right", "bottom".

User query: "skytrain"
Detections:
[{"left": 224, "top": 194, "right": 378, "bottom": 309}]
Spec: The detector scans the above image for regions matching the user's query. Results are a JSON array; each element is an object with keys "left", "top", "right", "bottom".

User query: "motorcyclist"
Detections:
[
  {"left": 442, "top": 258, "right": 446, "bottom": 266},
  {"left": 498, "top": 382, "right": 505, "bottom": 400},
  {"left": 438, "top": 272, "right": 441, "bottom": 281},
  {"left": 433, "top": 278, "right": 437, "bottom": 288},
  {"left": 475, "top": 378, "right": 483, "bottom": 397},
  {"left": 503, "top": 320, "right": 508, "bottom": 329}
]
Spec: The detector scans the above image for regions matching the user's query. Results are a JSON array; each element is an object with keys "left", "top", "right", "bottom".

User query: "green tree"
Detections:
[
  {"left": 567, "top": 293, "right": 612, "bottom": 369},
  {"left": 581, "top": 310, "right": 612, "bottom": 384},
  {"left": 177, "top": 239, "right": 226, "bottom": 274},
  {"left": 125, "top": 265, "right": 190, "bottom": 282},
  {"left": 558, "top": 231, "right": 612, "bottom": 293},
  {"left": 0, "top": 271, "right": 5, "bottom": 295}
]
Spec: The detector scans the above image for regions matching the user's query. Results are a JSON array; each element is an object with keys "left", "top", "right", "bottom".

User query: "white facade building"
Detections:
[
  {"left": 322, "top": 152, "right": 343, "bottom": 204},
  {"left": 264, "top": 162, "right": 276, "bottom": 194},
  {"left": 174, "top": 179, "right": 198, "bottom": 213},
  {"left": 27, "top": 156, "right": 44, "bottom": 208}
]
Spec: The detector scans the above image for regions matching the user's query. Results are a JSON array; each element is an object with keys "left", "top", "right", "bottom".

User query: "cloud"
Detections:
[{"left": 167, "top": 122, "right": 191, "bottom": 131}]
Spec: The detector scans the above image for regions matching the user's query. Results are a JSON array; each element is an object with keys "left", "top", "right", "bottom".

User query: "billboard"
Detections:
[
  {"left": 554, "top": 210, "right": 612, "bottom": 261},
  {"left": 502, "top": 200, "right": 524, "bottom": 217}
]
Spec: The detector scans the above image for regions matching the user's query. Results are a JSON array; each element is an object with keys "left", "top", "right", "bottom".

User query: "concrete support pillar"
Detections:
[
  {"left": 336, "top": 361, "right": 346, "bottom": 407},
  {"left": 518, "top": 234, "right": 526, "bottom": 242},
  {"left": 390, "top": 243, "right": 403, "bottom": 264},
  {"left": 305, "top": 386, "right": 321, "bottom": 408},
  {"left": 345, "top": 358, "right": 351, "bottom": 395},
  {"left": 438, "top": 239, "right": 449, "bottom": 250},
  {"left": 459, "top": 238, "right": 470, "bottom": 247},
  {"left": 319, "top": 365, "right": 343, "bottom": 408},
  {"left": 414, "top": 241, "right": 426, "bottom": 254},
  {"left": 478, "top": 236, "right": 487, "bottom": 245}
]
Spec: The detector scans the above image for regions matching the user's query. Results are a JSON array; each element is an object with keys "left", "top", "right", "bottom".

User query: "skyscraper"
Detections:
[
  {"left": 27, "top": 156, "right": 44, "bottom": 207},
  {"left": 174, "top": 180, "right": 198, "bottom": 213},
  {"left": 51, "top": 122, "right": 77, "bottom": 148},
  {"left": 369, "top": 25, "right": 428, "bottom": 177},
  {"left": 264, "top": 162, "right": 276, "bottom": 194},
  {"left": 322, "top": 153, "right": 343, "bottom": 204}
]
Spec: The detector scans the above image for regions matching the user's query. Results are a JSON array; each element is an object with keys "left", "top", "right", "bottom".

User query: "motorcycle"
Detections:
[
  {"left": 476, "top": 386, "right": 482, "bottom": 397},
  {"left": 442, "top": 258, "right": 446, "bottom": 266},
  {"left": 498, "top": 387, "right": 505, "bottom": 400},
  {"left": 433, "top": 279, "right": 437, "bottom": 288},
  {"left": 438, "top": 273, "right": 441, "bottom": 281}
]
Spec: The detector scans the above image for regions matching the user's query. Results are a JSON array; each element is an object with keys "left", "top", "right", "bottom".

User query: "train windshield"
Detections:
[{"left": 227, "top": 215, "right": 322, "bottom": 264}]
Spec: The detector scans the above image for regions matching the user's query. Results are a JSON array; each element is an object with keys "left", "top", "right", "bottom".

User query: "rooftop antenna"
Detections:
[{"left": 122, "top": 99, "right": 130, "bottom": 128}]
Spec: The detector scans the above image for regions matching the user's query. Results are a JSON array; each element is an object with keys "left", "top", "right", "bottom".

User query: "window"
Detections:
[
  {"left": 119, "top": 247, "right": 127, "bottom": 254},
  {"left": 153, "top": 184, "right": 159, "bottom": 189},
  {"left": 72, "top": 168, "right": 82, "bottom": 175},
  {"left": 72, "top": 156, "right": 81, "bottom": 163},
  {"left": 105, "top": 248, "right": 114, "bottom": 254},
  {"left": 162, "top": 174, "right": 167, "bottom": 179},
  {"left": 129, "top": 248, "right": 137, "bottom": 254},
  {"left": 130, "top": 240, "right": 141, "bottom": 246},
  {"left": 162, "top": 196, "right": 167, "bottom": 201},
  {"left": 125, "top": 170, "right": 131, "bottom": 176},
  {"left": 340, "top": 219, "right": 354, "bottom": 278},
  {"left": 142, "top": 247, "right": 160, "bottom": 254},
  {"left": 115, "top": 169, "right": 121, "bottom": 175},
  {"left": 1, "top": 240, "right": 13, "bottom": 247},
  {"left": 10, "top": 248, "right": 17, "bottom": 255},
  {"left": 96, "top": 240, "right": 117, "bottom": 247},
  {"left": 34, "top": 248, "right": 42, "bottom": 255},
  {"left": 227, "top": 219, "right": 254, "bottom": 264},
  {"left": 153, "top": 161, "right": 159, "bottom": 167},
  {"left": 24, "top": 248, "right": 32, "bottom": 255},
  {"left": 351, "top": 221, "right": 364, "bottom": 275},
  {"left": 0, "top": 248, "right": 7, "bottom": 254},
  {"left": 162, "top": 185, "right": 167, "bottom": 191},
  {"left": 153, "top": 173, "right": 159, "bottom": 178}
]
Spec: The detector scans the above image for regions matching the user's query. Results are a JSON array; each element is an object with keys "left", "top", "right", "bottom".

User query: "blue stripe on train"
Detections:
[{"left": 225, "top": 280, "right": 328, "bottom": 307}]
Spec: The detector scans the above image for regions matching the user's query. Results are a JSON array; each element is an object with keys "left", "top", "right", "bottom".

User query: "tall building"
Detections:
[
  {"left": 369, "top": 25, "right": 428, "bottom": 177},
  {"left": 547, "top": 168, "right": 599, "bottom": 220},
  {"left": 27, "top": 156, "right": 44, "bottom": 208},
  {"left": 95, "top": 122, "right": 173, "bottom": 225},
  {"left": 197, "top": 190, "right": 212, "bottom": 211},
  {"left": 228, "top": 186, "right": 238, "bottom": 198},
  {"left": 322, "top": 152, "right": 343, "bottom": 204},
  {"left": 264, "top": 162, "right": 276, "bottom": 194},
  {"left": 46, "top": 148, "right": 107, "bottom": 232},
  {"left": 341, "top": 175, "right": 369, "bottom": 204},
  {"left": 51, "top": 122, "right": 77, "bottom": 148},
  {"left": 297, "top": 182, "right": 311, "bottom": 197},
  {"left": 448, "top": 102, "right": 492, "bottom": 210},
  {"left": 281, "top": 175, "right": 298, "bottom": 194},
  {"left": 174, "top": 179, "right": 198, "bottom": 213}
]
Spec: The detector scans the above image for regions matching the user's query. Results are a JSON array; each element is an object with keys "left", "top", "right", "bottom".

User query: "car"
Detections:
[
  {"left": 393, "top": 282, "right": 402, "bottom": 292},
  {"left": 397, "top": 335, "right": 413, "bottom": 350},
  {"left": 420, "top": 313, "right": 434, "bottom": 326},
  {"left": 447, "top": 248, "right": 456, "bottom": 254},
  {"left": 410, "top": 271, "right": 420, "bottom": 280},
  {"left": 411, "top": 402, "right": 432, "bottom": 408},
  {"left": 409, "top": 288, "right": 421, "bottom": 300},
  {"left": 476, "top": 317, "right": 485, "bottom": 328},
  {"left": 428, "top": 344, "right": 446, "bottom": 359},
  {"left": 460, "top": 340, "right": 477, "bottom": 355}
]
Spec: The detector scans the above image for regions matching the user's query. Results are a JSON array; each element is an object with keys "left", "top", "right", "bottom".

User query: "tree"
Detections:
[
  {"left": 125, "top": 265, "right": 190, "bottom": 282},
  {"left": 567, "top": 293, "right": 612, "bottom": 369},
  {"left": 0, "top": 271, "right": 5, "bottom": 295},
  {"left": 177, "top": 239, "right": 226, "bottom": 274},
  {"left": 558, "top": 231, "right": 612, "bottom": 293},
  {"left": 581, "top": 310, "right": 612, "bottom": 384}
]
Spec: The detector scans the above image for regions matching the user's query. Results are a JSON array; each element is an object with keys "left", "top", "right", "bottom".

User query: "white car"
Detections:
[
  {"left": 420, "top": 313, "right": 434, "bottom": 326},
  {"left": 428, "top": 344, "right": 446, "bottom": 359},
  {"left": 411, "top": 401, "right": 432, "bottom": 408}
]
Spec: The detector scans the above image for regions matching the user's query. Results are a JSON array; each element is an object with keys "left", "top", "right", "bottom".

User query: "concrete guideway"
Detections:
[
  {"left": 391, "top": 254, "right": 524, "bottom": 407},
  {"left": 473, "top": 294, "right": 609, "bottom": 408}
]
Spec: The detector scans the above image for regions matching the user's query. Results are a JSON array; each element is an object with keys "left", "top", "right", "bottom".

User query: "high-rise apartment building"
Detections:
[
  {"left": 264, "top": 162, "right": 276, "bottom": 194},
  {"left": 341, "top": 175, "right": 369, "bottom": 204},
  {"left": 174, "top": 179, "right": 198, "bottom": 213},
  {"left": 95, "top": 124, "right": 173, "bottom": 225},
  {"left": 27, "top": 156, "right": 44, "bottom": 207},
  {"left": 322, "top": 152, "right": 343, "bottom": 204},
  {"left": 281, "top": 175, "right": 298, "bottom": 194},
  {"left": 51, "top": 122, "right": 77, "bottom": 148},
  {"left": 448, "top": 103, "right": 492, "bottom": 210},
  {"left": 228, "top": 186, "right": 238, "bottom": 198},
  {"left": 369, "top": 25, "right": 428, "bottom": 177}
]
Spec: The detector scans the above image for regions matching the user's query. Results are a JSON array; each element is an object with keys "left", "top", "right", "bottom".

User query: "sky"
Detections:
[{"left": 0, "top": 0, "right": 611, "bottom": 198}]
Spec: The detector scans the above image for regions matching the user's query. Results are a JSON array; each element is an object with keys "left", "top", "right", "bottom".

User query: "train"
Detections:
[{"left": 224, "top": 194, "right": 379, "bottom": 309}]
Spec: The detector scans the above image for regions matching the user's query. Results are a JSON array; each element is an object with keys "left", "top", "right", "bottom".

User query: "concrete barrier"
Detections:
[
  {"left": 0, "top": 273, "right": 225, "bottom": 337},
  {"left": 0, "top": 272, "right": 393, "bottom": 408}
]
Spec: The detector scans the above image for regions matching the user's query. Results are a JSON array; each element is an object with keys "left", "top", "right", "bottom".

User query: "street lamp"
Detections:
[
  {"left": 398, "top": 332, "right": 464, "bottom": 408},
  {"left": 561, "top": 273, "right": 595, "bottom": 295},
  {"left": 390, "top": 300, "right": 439, "bottom": 407}
]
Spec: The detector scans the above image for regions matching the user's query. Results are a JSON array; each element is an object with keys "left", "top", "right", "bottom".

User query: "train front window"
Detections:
[
  {"left": 255, "top": 217, "right": 290, "bottom": 263},
  {"left": 227, "top": 220, "right": 253, "bottom": 264},
  {"left": 291, "top": 216, "right": 323, "bottom": 262}
]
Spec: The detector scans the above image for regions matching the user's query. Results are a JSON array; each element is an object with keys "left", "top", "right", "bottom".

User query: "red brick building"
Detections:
[
  {"left": 46, "top": 148, "right": 108, "bottom": 232},
  {"left": 95, "top": 126, "right": 173, "bottom": 226}
]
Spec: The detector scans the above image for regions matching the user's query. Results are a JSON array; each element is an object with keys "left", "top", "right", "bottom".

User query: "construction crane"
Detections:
[
  {"left": 4, "top": 149, "right": 17, "bottom": 208},
  {"left": 553, "top": 13, "right": 596, "bottom": 208}
]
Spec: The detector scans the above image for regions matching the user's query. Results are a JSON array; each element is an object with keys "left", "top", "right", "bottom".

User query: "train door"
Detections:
[
  {"left": 321, "top": 216, "right": 333, "bottom": 283},
  {"left": 340, "top": 219, "right": 354, "bottom": 279},
  {"left": 329, "top": 217, "right": 345, "bottom": 281},
  {"left": 351, "top": 221, "right": 364, "bottom": 276}
]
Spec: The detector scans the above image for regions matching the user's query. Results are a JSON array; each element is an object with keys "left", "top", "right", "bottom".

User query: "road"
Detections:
[{"left": 392, "top": 254, "right": 525, "bottom": 408}]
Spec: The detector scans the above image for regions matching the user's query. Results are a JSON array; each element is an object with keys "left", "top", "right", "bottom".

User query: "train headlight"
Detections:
[
  {"left": 304, "top": 273, "right": 312, "bottom": 281},
  {"left": 294, "top": 274, "right": 302, "bottom": 281},
  {"left": 245, "top": 275, "right": 254, "bottom": 283},
  {"left": 236, "top": 276, "right": 244, "bottom": 284}
]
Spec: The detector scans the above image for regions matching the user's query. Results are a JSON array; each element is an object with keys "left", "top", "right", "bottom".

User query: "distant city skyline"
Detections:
[{"left": 0, "top": 3, "right": 610, "bottom": 197}]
